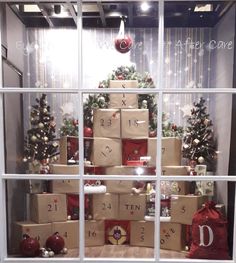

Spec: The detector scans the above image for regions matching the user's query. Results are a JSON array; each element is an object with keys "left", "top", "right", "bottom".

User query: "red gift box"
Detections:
[
  {"left": 67, "top": 194, "right": 91, "bottom": 220},
  {"left": 105, "top": 220, "right": 130, "bottom": 245},
  {"left": 122, "top": 139, "right": 148, "bottom": 165}
]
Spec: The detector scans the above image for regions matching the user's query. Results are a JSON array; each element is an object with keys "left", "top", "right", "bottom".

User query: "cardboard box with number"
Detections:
[
  {"left": 30, "top": 193, "right": 67, "bottom": 224},
  {"left": 109, "top": 80, "right": 138, "bottom": 109},
  {"left": 14, "top": 221, "right": 52, "bottom": 253},
  {"left": 93, "top": 109, "right": 121, "bottom": 138},
  {"left": 119, "top": 194, "right": 146, "bottom": 220},
  {"left": 161, "top": 166, "right": 189, "bottom": 176},
  {"left": 130, "top": 221, "right": 154, "bottom": 247},
  {"left": 85, "top": 220, "right": 105, "bottom": 246},
  {"left": 148, "top": 138, "right": 182, "bottom": 167},
  {"left": 160, "top": 222, "right": 185, "bottom": 251},
  {"left": 92, "top": 138, "right": 122, "bottom": 166},
  {"left": 52, "top": 220, "right": 79, "bottom": 249},
  {"left": 51, "top": 179, "right": 80, "bottom": 194},
  {"left": 49, "top": 164, "right": 79, "bottom": 174},
  {"left": 171, "top": 195, "right": 208, "bottom": 225},
  {"left": 121, "top": 109, "right": 149, "bottom": 138},
  {"left": 104, "top": 180, "right": 133, "bottom": 193},
  {"left": 93, "top": 193, "right": 119, "bottom": 220}
]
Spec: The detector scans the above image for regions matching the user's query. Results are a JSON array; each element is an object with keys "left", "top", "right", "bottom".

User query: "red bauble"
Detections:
[
  {"left": 73, "top": 119, "right": 79, "bottom": 126},
  {"left": 84, "top": 127, "right": 93, "bottom": 137},
  {"left": 149, "top": 130, "right": 157, "bottom": 137},
  {"left": 114, "top": 35, "right": 133, "bottom": 54},
  {"left": 46, "top": 232, "right": 65, "bottom": 254},
  {"left": 117, "top": 75, "right": 124, "bottom": 80},
  {"left": 20, "top": 234, "right": 40, "bottom": 257}
]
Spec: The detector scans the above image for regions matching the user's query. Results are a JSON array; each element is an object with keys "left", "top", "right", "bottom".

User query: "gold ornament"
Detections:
[
  {"left": 38, "top": 122, "right": 44, "bottom": 128},
  {"left": 198, "top": 156, "right": 205, "bottom": 163},
  {"left": 31, "top": 135, "right": 37, "bottom": 142}
]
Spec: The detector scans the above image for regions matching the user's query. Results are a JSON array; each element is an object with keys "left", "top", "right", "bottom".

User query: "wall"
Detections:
[
  {"left": 5, "top": 5, "right": 25, "bottom": 72},
  {"left": 211, "top": 5, "right": 235, "bottom": 204}
]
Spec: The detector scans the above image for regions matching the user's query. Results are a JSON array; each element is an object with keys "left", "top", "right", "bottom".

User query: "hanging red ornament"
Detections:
[
  {"left": 84, "top": 127, "right": 93, "bottom": 137},
  {"left": 114, "top": 16, "right": 133, "bottom": 54},
  {"left": 46, "top": 232, "right": 65, "bottom": 254},
  {"left": 19, "top": 234, "right": 40, "bottom": 257}
]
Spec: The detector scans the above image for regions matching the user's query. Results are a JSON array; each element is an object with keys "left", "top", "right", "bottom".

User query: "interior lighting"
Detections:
[{"left": 141, "top": 2, "right": 151, "bottom": 12}]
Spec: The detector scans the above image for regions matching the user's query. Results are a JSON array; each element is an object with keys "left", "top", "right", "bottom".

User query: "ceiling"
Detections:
[{"left": 9, "top": 1, "right": 234, "bottom": 28}]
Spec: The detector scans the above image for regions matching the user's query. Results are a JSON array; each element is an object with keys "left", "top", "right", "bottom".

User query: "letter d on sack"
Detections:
[{"left": 199, "top": 225, "right": 214, "bottom": 247}]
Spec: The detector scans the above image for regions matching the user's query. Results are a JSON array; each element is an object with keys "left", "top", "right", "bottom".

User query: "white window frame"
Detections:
[{"left": 0, "top": 0, "right": 236, "bottom": 263}]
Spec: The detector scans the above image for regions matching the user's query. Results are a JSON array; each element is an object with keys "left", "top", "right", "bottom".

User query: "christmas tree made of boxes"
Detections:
[{"left": 15, "top": 69, "right": 218, "bottom": 256}]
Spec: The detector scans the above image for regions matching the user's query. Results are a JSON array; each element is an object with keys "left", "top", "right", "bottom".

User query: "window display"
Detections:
[{"left": 1, "top": 0, "right": 236, "bottom": 262}]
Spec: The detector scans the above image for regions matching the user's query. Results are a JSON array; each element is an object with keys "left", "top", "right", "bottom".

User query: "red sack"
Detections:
[{"left": 188, "top": 201, "right": 230, "bottom": 260}]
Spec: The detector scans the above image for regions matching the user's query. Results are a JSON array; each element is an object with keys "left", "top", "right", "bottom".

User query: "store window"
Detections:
[{"left": 0, "top": 0, "right": 236, "bottom": 262}]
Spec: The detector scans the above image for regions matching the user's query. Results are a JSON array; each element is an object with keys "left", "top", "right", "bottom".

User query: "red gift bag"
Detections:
[
  {"left": 122, "top": 139, "right": 147, "bottom": 165},
  {"left": 188, "top": 201, "right": 230, "bottom": 260}
]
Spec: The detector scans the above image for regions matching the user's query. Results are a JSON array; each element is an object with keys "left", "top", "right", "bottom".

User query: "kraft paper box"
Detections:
[
  {"left": 104, "top": 180, "right": 133, "bottom": 193},
  {"left": 30, "top": 193, "right": 67, "bottom": 224},
  {"left": 92, "top": 138, "right": 122, "bottom": 166},
  {"left": 162, "top": 166, "right": 189, "bottom": 175},
  {"left": 105, "top": 220, "right": 130, "bottom": 245},
  {"left": 119, "top": 194, "right": 146, "bottom": 220},
  {"left": 148, "top": 138, "right": 182, "bottom": 167},
  {"left": 49, "top": 164, "right": 79, "bottom": 174},
  {"left": 105, "top": 165, "right": 156, "bottom": 176},
  {"left": 52, "top": 220, "right": 79, "bottom": 249},
  {"left": 14, "top": 221, "right": 52, "bottom": 253},
  {"left": 93, "top": 193, "right": 119, "bottom": 220},
  {"left": 85, "top": 220, "right": 105, "bottom": 246},
  {"left": 171, "top": 181, "right": 190, "bottom": 195},
  {"left": 109, "top": 80, "right": 138, "bottom": 109},
  {"left": 60, "top": 136, "right": 78, "bottom": 164},
  {"left": 51, "top": 179, "right": 80, "bottom": 194},
  {"left": 160, "top": 222, "right": 185, "bottom": 251},
  {"left": 130, "top": 221, "right": 154, "bottom": 247},
  {"left": 171, "top": 195, "right": 208, "bottom": 225},
  {"left": 121, "top": 109, "right": 149, "bottom": 138},
  {"left": 105, "top": 166, "right": 139, "bottom": 175},
  {"left": 93, "top": 109, "right": 121, "bottom": 138}
]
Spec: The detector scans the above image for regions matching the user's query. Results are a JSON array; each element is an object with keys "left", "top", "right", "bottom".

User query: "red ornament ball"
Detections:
[
  {"left": 73, "top": 119, "right": 79, "bottom": 126},
  {"left": 84, "top": 127, "right": 93, "bottom": 137},
  {"left": 115, "top": 35, "right": 133, "bottom": 54},
  {"left": 20, "top": 234, "right": 40, "bottom": 257},
  {"left": 46, "top": 232, "right": 65, "bottom": 254},
  {"left": 149, "top": 130, "right": 157, "bottom": 137},
  {"left": 117, "top": 75, "right": 124, "bottom": 80}
]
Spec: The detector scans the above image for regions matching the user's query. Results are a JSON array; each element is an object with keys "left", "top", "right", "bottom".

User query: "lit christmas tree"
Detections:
[
  {"left": 23, "top": 94, "right": 59, "bottom": 172},
  {"left": 182, "top": 97, "right": 217, "bottom": 170}
]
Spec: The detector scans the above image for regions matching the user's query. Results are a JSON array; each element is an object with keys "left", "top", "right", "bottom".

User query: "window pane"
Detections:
[{"left": 164, "top": 1, "right": 235, "bottom": 89}]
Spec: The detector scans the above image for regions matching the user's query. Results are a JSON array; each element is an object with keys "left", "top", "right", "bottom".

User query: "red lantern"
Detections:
[
  {"left": 114, "top": 17, "right": 133, "bottom": 54},
  {"left": 84, "top": 127, "right": 93, "bottom": 137},
  {"left": 20, "top": 234, "right": 40, "bottom": 257},
  {"left": 46, "top": 232, "right": 65, "bottom": 254}
]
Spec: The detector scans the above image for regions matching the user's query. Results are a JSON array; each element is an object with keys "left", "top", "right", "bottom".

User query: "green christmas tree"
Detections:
[
  {"left": 23, "top": 94, "right": 59, "bottom": 166},
  {"left": 182, "top": 97, "right": 217, "bottom": 170}
]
